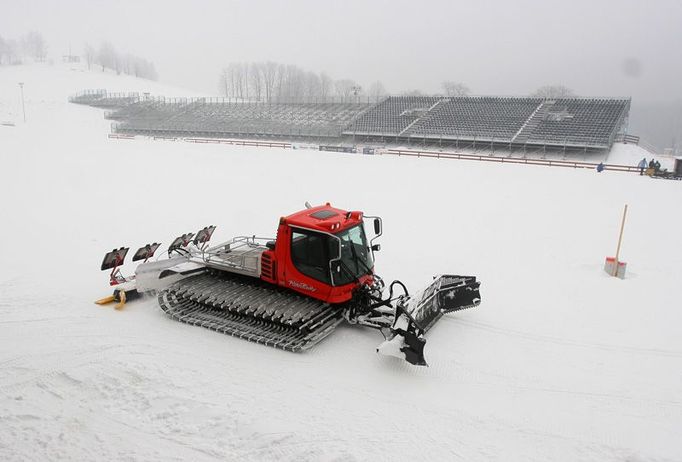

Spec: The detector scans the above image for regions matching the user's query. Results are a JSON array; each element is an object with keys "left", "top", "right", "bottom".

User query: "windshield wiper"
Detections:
[
  {"left": 336, "top": 258, "right": 361, "bottom": 285},
  {"left": 349, "top": 242, "right": 373, "bottom": 277}
]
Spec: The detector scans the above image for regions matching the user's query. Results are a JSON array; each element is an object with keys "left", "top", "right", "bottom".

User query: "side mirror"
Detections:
[
  {"left": 371, "top": 244, "right": 381, "bottom": 252},
  {"left": 373, "top": 218, "right": 381, "bottom": 235}
]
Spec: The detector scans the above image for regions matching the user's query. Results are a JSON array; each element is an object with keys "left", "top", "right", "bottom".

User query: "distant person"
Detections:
[
  {"left": 637, "top": 158, "right": 647, "bottom": 175},
  {"left": 596, "top": 162, "right": 605, "bottom": 173},
  {"left": 654, "top": 160, "right": 661, "bottom": 171},
  {"left": 647, "top": 158, "right": 656, "bottom": 176}
]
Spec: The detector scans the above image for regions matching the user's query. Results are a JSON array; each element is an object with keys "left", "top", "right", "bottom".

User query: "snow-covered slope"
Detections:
[
  {"left": 0, "top": 61, "right": 202, "bottom": 123},
  {"left": 1, "top": 66, "right": 681, "bottom": 462}
]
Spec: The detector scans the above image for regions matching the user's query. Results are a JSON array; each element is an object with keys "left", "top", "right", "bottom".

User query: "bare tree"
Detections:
[
  {"left": 114, "top": 52, "right": 124, "bottom": 74},
  {"left": 92, "top": 41, "right": 157, "bottom": 80},
  {"left": 132, "top": 57, "right": 157, "bottom": 80},
  {"left": 122, "top": 53, "right": 135, "bottom": 75},
  {"left": 218, "top": 61, "right": 380, "bottom": 103},
  {"left": 97, "top": 41, "right": 117, "bottom": 71},
  {"left": 0, "top": 36, "right": 20, "bottom": 65},
  {"left": 249, "top": 62, "right": 263, "bottom": 101},
  {"left": 368, "top": 81, "right": 388, "bottom": 102},
  {"left": 262, "top": 61, "right": 279, "bottom": 103},
  {"left": 219, "top": 68, "right": 229, "bottom": 96},
  {"left": 304, "top": 72, "right": 322, "bottom": 101},
  {"left": 532, "top": 85, "right": 575, "bottom": 98},
  {"left": 142, "top": 60, "right": 158, "bottom": 80},
  {"left": 0, "top": 35, "right": 6, "bottom": 65},
  {"left": 22, "top": 31, "right": 47, "bottom": 61},
  {"left": 402, "top": 89, "right": 426, "bottom": 96},
  {"left": 442, "top": 81, "right": 470, "bottom": 96},
  {"left": 285, "top": 64, "right": 304, "bottom": 102},
  {"left": 242, "top": 62, "right": 250, "bottom": 101},
  {"left": 228, "top": 63, "right": 246, "bottom": 101},
  {"left": 84, "top": 43, "right": 96, "bottom": 70},
  {"left": 227, "top": 65, "right": 237, "bottom": 99},
  {"left": 319, "top": 73, "right": 333, "bottom": 101},
  {"left": 224, "top": 63, "right": 241, "bottom": 99},
  {"left": 334, "top": 79, "right": 357, "bottom": 102},
  {"left": 7, "top": 39, "right": 19, "bottom": 64}
]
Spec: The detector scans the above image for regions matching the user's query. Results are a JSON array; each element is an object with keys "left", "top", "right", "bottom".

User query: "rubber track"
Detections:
[{"left": 157, "top": 272, "right": 344, "bottom": 352}]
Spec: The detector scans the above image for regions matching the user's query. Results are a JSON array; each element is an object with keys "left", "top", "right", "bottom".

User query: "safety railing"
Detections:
[
  {"left": 107, "top": 133, "right": 291, "bottom": 149},
  {"left": 183, "top": 137, "right": 291, "bottom": 148},
  {"left": 381, "top": 148, "right": 640, "bottom": 173}
]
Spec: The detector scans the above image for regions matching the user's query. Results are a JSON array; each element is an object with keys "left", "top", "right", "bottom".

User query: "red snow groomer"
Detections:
[{"left": 96, "top": 203, "right": 481, "bottom": 365}]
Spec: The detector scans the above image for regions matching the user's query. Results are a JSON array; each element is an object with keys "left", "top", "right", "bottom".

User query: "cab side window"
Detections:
[{"left": 290, "top": 229, "right": 332, "bottom": 284}]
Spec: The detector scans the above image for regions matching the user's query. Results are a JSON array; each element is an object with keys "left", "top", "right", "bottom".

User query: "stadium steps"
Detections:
[
  {"left": 512, "top": 100, "right": 555, "bottom": 144},
  {"left": 400, "top": 98, "right": 443, "bottom": 137}
]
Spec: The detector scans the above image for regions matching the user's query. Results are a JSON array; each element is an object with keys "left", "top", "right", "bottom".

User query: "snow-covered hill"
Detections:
[
  {"left": 0, "top": 61, "right": 202, "bottom": 124},
  {"left": 1, "top": 65, "right": 680, "bottom": 462}
]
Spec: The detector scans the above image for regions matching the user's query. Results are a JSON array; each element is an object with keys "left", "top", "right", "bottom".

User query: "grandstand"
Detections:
[
  {"left": 70, "top": 91, "right": 631, "bottom": 152},
  {"left": 345, "top": 96, "right": 440, "bottom": 136},
  {"left": 345, "top": 96, "right": 630, "bottom": 151},
  {"left": 97, "top": 96, "right": 371, "bottom": 139},
  {"left": 408, "top": 97, "right": 543, "bottom": 141},
  {"left": 525, "top": 99, "right": 629, "bottom": 147},
  {"left": 69, "top": 90, "right": 139, "bottom": 108}
]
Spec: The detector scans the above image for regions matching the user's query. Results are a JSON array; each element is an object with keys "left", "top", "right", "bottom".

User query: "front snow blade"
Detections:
[
  {"left": 437, "top": 275, "right": 481, "bottom": 313},
  {"left": 406, "top": 275, "right": 481, "bottom": 332},
  {"left": 377, "top": 275, "right": 481, "bottom": 366}
]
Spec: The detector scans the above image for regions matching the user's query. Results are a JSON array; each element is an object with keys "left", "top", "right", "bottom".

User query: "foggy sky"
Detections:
[{"left": 2, "top": 0, "right": 681, "bottom": 102}]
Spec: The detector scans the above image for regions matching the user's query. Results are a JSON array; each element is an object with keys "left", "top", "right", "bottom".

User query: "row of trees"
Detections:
[
  {"left": 84, "top": 42, "right": 158, "bottom": 80},
  {"left": 218, "top": 62, "right": 483, "bottom": 103},
  {"left": 0, "top": 31, "right": 48, "bottom": 65},
  {"left": 217, "top": 63, "right": 575, "bottom": 103},
  {"left": 219, "top": 62, "right": 465, "bottom": 103},
  {"left": 415, "top": 83, "right": 574, "bottom": 98},
  {"left": 530, "top": 85, "right": 575, "bottom": 98},
  {"left": 219, "top": 62, "right": 381, "bottom": 103},
  {"left": 0, "top": 33, "right": 158, "bottom": 82}
]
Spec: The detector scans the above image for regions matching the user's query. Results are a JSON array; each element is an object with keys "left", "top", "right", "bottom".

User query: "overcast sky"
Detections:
[{"left": 2, "top": 0, "right": 680, "bottom": 101}]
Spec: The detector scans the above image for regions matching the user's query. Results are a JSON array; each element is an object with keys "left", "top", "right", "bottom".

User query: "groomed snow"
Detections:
[{"left": 1, "top": 65, "right": 681, "bottom": 461}]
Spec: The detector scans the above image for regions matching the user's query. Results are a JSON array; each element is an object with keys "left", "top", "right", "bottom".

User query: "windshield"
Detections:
[{"left": 334, "top": 224, "right": 374, "bottom": 285}]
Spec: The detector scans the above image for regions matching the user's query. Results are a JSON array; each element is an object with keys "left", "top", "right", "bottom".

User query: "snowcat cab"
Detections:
[
  {"left": 260, "top": 204, "right": 379, "bottom": 304},
  {"left": 96, "top": 203, "right": 481, "bottom": 366}
]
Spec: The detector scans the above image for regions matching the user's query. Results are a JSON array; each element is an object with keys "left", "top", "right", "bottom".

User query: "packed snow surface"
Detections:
[{"left": 1, "top": 64, "right": 681, "bottom": 461}]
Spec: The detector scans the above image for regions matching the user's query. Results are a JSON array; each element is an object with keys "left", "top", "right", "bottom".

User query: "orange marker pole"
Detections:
[{"left": 613, "top": 204, "right": 628, "bottom": 276}]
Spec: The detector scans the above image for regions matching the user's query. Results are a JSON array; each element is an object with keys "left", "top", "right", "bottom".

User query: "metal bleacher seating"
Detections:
[
  {"left": 110, "top": 99, "right": 193, "bottom": 129},
  {"left": 113, "top": 100, "right": 371, "bottom": 138},
  {"left": 526, "top": 98, "right": 629, "bottom": 147},
  {"left": 72, "top": 89, "right": 630, "bottom": 150},
  {"left": 68, "top": 90, "right": 107, "bottom": 105},
  {"left": 70, "top": 90, "right": 139, "bottom": 109},
  {"left": 408, "top": 97, "right": 543, "bottom": 141},
  {"left": 344, "top": 96, "right": 441, "bottom": 136},
  {"left": 344, "top": 96, "right": 629, "bottom": 149}
]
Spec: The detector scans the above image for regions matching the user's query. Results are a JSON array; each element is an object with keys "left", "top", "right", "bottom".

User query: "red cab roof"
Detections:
[{"left": 283, "top": 203, "right": 363, "bottom": 233}]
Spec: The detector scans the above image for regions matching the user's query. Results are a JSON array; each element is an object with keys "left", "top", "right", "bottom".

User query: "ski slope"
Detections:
[{"left": 1, "top": 64, "right": 681, "bottom": 462}]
